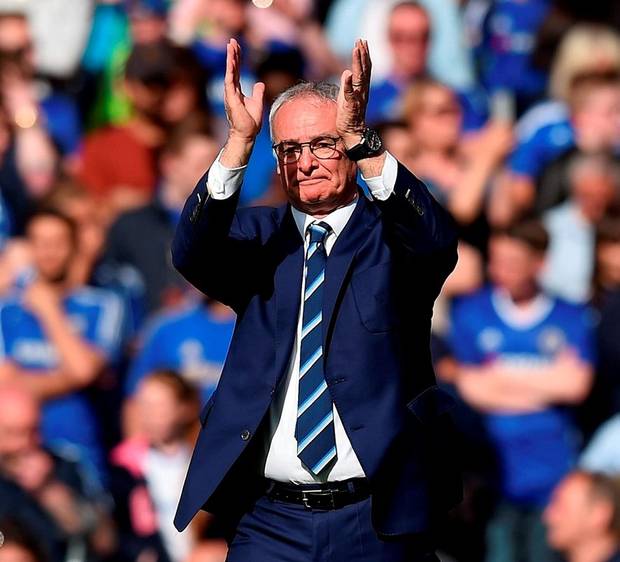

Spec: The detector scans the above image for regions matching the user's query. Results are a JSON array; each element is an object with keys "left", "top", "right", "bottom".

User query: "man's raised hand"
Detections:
[
  {"left": 337, "top": 39, "right": 372, "bottom": 147},
  {"left": 224, "top": 38, "right": 265, "bottom": 142}
]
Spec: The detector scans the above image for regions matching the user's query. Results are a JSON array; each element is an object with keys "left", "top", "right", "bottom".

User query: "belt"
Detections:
[{"left": 266, "top": 478, "right": 371, "bottom": 510}]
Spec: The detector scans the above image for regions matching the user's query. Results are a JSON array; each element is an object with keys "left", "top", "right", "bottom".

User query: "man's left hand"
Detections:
[{"left": 337, "top": 39, "right": 372, "bottom": 148}]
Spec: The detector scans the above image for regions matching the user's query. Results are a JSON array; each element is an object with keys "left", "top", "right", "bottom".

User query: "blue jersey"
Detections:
[
  {"left": 126, "top": 303, "right": 235, "bottom": 403},
  {"left": 0, "top": 286, "right": 125, "bottom": 474},
  {"left": 367, "top": 77, "right": 488, "bottom": 132},
  {"left": 477, "top": 0, "right": 551, "bottom": 98},
  {"left": 509, "top": 118, "right": 574, "bottom": 179},
  {"left": 450, "top": 286, "right": 594, "bottom": 506}
]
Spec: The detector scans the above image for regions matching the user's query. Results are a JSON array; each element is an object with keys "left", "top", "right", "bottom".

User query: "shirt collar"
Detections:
[{"left": 290, "top": 196, "right": 358, "bottom": 241}]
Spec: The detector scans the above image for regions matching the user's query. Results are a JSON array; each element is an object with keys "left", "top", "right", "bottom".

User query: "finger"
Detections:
[
  {"left": 232, "top": 40, "right": 242, "bottom": 94},
  {"left": 340, "top": 69, "right": 354, "bottom": 100},
  {"left": 361, "top": 39, "right": 371, "bottom": 77},
  {"left": 351, "top": 41, "right": 362, "bottom": 86},
  {"left": 252, "top": 81, "right": 265, "bottom": 108}
]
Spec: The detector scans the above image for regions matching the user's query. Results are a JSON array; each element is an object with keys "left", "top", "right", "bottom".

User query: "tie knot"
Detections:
[{"left": 308, "top": 222, "right": 331, "bottom": 245}]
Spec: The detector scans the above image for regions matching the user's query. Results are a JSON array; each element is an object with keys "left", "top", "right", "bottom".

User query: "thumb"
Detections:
[
  {"left": 252, "top": 81, "right": 265, "bottom": 102},
  {"left": 340, "top": 70, "right": 353, "bottom": 99}
]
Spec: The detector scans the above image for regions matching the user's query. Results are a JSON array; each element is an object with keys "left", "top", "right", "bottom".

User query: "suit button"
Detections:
[{"left": 240, "top": 429, "right": 251, "bottom": 441}]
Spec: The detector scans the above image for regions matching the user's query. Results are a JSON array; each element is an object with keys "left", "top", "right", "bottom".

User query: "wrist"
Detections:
[
  {"left": 221, "top": 134, "right": 255, "bottom": 168},
  {"left": 341, "top": 130, "right": 366, "bottom": 150}
]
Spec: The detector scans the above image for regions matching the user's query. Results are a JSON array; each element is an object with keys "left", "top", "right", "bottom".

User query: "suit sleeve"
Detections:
[
  {"left": 171, "top": 170, "right": 263, "bottom": 312},
  {"left": 373, "top": 160, "right": 459, "bottom": 297}
]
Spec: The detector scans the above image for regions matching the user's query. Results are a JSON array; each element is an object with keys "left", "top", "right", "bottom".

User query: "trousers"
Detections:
[{"left": 225, "top": 494, "right": 440, "bottom": 562}]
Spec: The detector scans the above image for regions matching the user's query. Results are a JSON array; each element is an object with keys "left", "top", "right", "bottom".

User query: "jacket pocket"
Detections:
[
  {"left": 351, "top": 262, "right": 398, "bottom": 333},
  {"left": 199, "top": 394, "right": 217, "bottom": 427},
  {"left": 406, "top": 385, "right": 456, "bottom": 425}
]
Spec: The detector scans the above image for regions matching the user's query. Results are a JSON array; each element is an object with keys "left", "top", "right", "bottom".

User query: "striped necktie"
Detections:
[{"left": 295, "top": 221, "right": 337, "bottom": 476}]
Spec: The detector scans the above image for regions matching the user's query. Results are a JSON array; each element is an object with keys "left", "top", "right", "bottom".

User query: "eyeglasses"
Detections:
[{"left": 272, "top": 136, "right": 340, "bottom": 163}]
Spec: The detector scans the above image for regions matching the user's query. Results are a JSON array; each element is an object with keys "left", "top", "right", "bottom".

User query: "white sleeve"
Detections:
[
  {"left": 361, "top": 151, "right": 398, "bottom": 201},
  {"left": 207, "top": 149, "right": 248, "bottom": 200}
]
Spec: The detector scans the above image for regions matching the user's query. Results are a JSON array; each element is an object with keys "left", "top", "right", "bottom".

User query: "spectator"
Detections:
[
  {"left": 544, "top": 471, "right": 620, "bottom": 562},
  {"left": 489, "top": 72, "right": 620, "bottom": 224},
  {"left": 100, "top": 114, "right": 218, "bottom": 313},
  {"left": 450, "top": 220, "right": 594, "bottom": 562},
  {"left": 79, "top": 42, "right": 206, "bottom": 220},
  {"left": 365, "top": 1, "right": 430, "bottom": 124},
  {"left": 540, "top": 153, "right": 620, "bottom": 303},
  {"left": 474, "top": 0, "right": 553, "bottom": 113},
  {"left": 401, "top": 78, "right": 512, "bottom": 251},
  {"left": 110, "top": 370, "right": 201, "bottom": 562},
  {"left": 0, "top": 209, "right": 125, "bottom": 479},
  {"left": 0, "top": 384, "right": 115, "bottom": 562},
  {"left": 516, "top": 24, "right": 620, "bottom": 143},
  {"left": 0, "top": 11, "right": 83, "bottom": 160},
  {"left": 365, "top": 1, "right": 485, "bottom": 131}
]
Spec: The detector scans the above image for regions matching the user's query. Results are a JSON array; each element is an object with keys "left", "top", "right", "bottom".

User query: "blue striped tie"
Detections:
[{"left": 295, "top": 221, "right": 337, "bottom": 476}]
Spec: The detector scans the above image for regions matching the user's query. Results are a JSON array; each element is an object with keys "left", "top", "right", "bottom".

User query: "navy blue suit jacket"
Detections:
[{"left": 172, "top": 161, "right": 462, "bottom": 538}]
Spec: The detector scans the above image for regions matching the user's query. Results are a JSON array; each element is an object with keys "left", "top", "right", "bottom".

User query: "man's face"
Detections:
[
  {"left": 272, "top": 96, "right": 357, "bottom": 216},
  {"left": 574, "top": 85, "right": 620, "bottom": 151},
  {"left": 571, "top": 168, "right": 617, "bottom": 222},
  {"left": 544, "top": 474, "right": 610, "bottom": 552},
  {"left": 0, "top": 392, "right": 39, "bottom": 462},
  {"left": 162, "top": 135, "right": 218, "bottom": 197},
  {"left": 27, "top": 216, "right": 74, "bottom": 284},
  {"left": 487, "top": 236, "right": 543, "bottom": 298},
  {"left": 388, "top": 5, "right": 430, "bottom": 79}
]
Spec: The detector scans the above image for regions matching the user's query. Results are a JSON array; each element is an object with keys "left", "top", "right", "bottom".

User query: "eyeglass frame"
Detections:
[{"left": 271, "top": 135, "right": 343, "bottom": 163}]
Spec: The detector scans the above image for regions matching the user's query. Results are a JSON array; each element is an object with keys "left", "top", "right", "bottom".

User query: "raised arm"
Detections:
[
  {"left": 171, "top": 39, "right": 266, "bottom": 310},
  {"left": 337, "top": 41, "right": 457, "bottom": 261}
]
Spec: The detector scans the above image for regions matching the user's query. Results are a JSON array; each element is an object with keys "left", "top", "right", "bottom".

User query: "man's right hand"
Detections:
[{"left": 221, "top": 38, "right": 265, "bottom": 168}]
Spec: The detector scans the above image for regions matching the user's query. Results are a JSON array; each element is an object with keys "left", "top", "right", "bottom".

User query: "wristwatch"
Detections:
[{"left": 344, "top": 128, "right": 383, "bottom": 161}]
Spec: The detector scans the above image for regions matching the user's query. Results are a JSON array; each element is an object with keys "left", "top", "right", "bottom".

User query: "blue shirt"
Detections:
[
  {"left": 450, "top": 286, "right": 595, "bottom": 506},
  {"left": 126, "top": 303, "right": 235, "bottom": 403},
  {"left": 509, "top": 118, "right": 574, "bottom": 179},
  {"left": 477, "top": 0, "right": 551, "bottom": 98},
  {"left": 367, "top": 77, "right": 488, "bottom": 132},
  {"left": 0, "top": 286, "right": 125, "bottom": 474}
]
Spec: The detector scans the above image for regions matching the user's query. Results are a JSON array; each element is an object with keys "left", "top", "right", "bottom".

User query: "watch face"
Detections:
[{"left": 365, "top": 129, "right": 382, "bottom": 152}]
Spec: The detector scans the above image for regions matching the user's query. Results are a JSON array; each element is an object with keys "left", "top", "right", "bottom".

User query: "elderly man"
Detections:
[{"left": 173, "top": 39, "right": 461, "bottom": 561}]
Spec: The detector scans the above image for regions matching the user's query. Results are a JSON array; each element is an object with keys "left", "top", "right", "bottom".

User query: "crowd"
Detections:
[{"left": 0, "top": 0, "right": 619, "bottom": 561}]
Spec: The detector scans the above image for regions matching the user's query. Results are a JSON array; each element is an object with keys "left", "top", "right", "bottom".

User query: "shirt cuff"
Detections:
[
  {"left": 361, "top": 151, "right": 398, "bottom": 201},
  {"left": 207, "top": 149, "right": 248, "bottom": 200}
]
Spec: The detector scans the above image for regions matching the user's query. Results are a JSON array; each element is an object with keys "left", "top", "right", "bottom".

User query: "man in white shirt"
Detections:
[{"left": 172, "top": 38, "right": 461, "bottom": 561}]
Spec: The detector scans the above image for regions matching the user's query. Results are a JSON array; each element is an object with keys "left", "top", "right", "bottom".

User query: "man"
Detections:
[
  {"left": 0, "top": 209, "right": 124, "bottom": 479},
  {"left": 544, "top": 471, "right": 620, "bottom": 562},
  {"left": 494, "top": 71, "right": 620, "bottom": 225},
  {"left": 101, "top": 115, "right": 218, "bottom": 312},
  {"left": 172, "top": 39, "right": 461, "bottom": 561},
  {"left": 450, "top": 221, "right": 594, "bottom": 562},
  {"left": 365, "top": 1, "right": 484, "bottom": 131},
  {"left": 541, "top": 153, "right": 619, "bottom": 303},
  {"left": 0, "top": 384, "right": 114, "bottom": 562}
]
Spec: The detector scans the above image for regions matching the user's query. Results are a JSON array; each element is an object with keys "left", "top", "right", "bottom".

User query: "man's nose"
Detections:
[{"left": 297, "top": 144, "right": 318, "bottom": 172}]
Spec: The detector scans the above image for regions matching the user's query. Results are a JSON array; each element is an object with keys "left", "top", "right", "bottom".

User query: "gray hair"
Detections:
[{"left": 268, "top": 81, "right": 340, "bottom": 142}]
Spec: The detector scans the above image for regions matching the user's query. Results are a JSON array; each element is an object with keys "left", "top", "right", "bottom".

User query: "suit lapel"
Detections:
[
  {"left": 322, "top": 193, "right": 379, "bottom": 351},
  {"left": 274, "top": 206, "right": 304, "bottom": 386}
]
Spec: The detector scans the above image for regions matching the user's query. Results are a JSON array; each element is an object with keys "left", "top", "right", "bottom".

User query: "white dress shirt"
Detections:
[{"left": 206, "top": 150, "right": 399, "bottom": 482}]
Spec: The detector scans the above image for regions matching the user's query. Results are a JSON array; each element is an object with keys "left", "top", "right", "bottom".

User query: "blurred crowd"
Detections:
[{"left": 0, "top": 1, "right": 620, "bottom": 561}]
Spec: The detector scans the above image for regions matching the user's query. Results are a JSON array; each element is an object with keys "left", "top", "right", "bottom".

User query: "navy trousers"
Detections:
[{"left": 225, "top": 494, "right": 440, "bottom": 562}]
